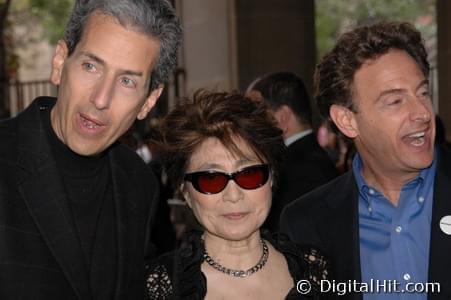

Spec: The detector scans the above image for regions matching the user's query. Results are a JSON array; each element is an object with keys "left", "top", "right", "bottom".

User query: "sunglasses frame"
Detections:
[{"left": 184, "top": 164, "right": 270, "bottom": 195}]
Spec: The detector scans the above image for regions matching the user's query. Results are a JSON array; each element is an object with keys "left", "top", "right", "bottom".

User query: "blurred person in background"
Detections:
[
  {"left": 248, "top": 72, "right": 338, "bottom": 231},
  {"left": 317, "top": 120, "right": 351, "bottom": 173}
]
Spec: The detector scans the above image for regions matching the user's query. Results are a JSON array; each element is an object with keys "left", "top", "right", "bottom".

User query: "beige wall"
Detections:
[
  {"left": 15, "top": 25, "right": 54, "bottom": 82},
  {"left": 177, "top": 0, "right": 238, "bottom": 94}
]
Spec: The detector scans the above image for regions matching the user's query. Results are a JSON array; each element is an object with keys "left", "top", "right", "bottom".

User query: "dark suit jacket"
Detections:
[
  {"left": 0, "top": 97, "right": 159, "bottom": 299},
  {"left": 280, "top": 147, "right": 451, "bottom": 299},
  {"left": 265, "top": 132, "right": 338, "bottom": 231}
]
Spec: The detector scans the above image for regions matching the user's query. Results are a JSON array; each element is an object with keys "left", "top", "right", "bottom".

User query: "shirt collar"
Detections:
[
  {"left": 352, "top": 154, "right": 370, "bottom": 200},
  {"left": 352, "top": 149, "right": 438, "bottom": 204},
  {"left": 284, "top": 129, "right": 313, "bottom": 146}
]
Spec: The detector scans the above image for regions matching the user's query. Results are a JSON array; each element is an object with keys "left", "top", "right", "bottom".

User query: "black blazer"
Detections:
[
  {"left": 0, "top": 97, "right": 159, "bottom": 299},
  {"left": 265, "top": 133, "right": 337, "bottom": 231},
  {"left": 280, "top": 147, "right": 451, "bottom": 299}
]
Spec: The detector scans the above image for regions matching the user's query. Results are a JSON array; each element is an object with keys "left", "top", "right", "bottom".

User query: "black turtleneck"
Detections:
[{"left": 42, "top": 107, "right": 116, "bottom": 298}]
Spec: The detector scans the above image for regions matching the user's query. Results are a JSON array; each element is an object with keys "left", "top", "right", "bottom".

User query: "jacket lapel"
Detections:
[
  {"left": 110, "top": 149, "right": 142, "bottom": 299},
  {"left": 109, "top": 147, "right": 159, "bottom": 299},
  {"left": 316, "top": 171, "right": 362, "bottom": 300},
  {"left": 15, "top": 98, "right": 92, "bottom": 300},
  {"left": 428, "top": 147, "right": 451, "bottom": 299},
  {"left": 312, "top": 149, "right": 451, "bottom": 300}
]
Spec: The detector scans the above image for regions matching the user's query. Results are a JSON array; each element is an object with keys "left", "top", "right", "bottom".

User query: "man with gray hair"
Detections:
[{"left": 0, "top": 0, "right": 181, "bottom": 299}]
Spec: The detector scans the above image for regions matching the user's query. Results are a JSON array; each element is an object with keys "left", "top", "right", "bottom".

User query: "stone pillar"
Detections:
[
  {"left": 436, "top": 0, "right": 451, "bottom": 140},
  {"left": 177, "top": 0, "right": 237, "bottom": 93},
  {"left": 235, "top": 0, "right": 316, "bottom": 95}
]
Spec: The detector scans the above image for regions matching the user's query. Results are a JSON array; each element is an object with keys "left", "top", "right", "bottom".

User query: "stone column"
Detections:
[
  {"left": 436, "top": 0, "right": 451, "bottom": 140},
  {"left": 235, "top": 0, "right": 316, "bottom": 95}
]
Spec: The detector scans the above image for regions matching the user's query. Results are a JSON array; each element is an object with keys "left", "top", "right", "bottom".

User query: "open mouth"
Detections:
[
  {"left": 80, "top": 114, "right": 104, "bottom": 130},
  {"left": 404, "top": 131, "right": 426, "bottom": 147}
]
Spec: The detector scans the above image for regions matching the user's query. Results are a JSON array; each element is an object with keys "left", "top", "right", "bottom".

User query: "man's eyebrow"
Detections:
[
  {"left": 416, "top": 79, "right": 429, "bottom": 91},
  {"left": 80, "top": 52, "right": 105, "bottom": 65},
  {"left": 376, "top": 88, "right": 405, "bottom": 102},
  {"left": 122, "top": 69, "right": 143, "bottom": 77},
  {"left": 80, "top": 51, "right": 143, "bottom": 77},
  {"left": 376, "top": 79, "right": 430, "bottom": 102}
]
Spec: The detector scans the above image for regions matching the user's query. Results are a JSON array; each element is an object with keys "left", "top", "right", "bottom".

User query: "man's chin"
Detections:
[
  {"left": 68, "top": 142, "right": 105, "bottom": 157},
  {"left": 407, "top": 155, "right": 434, "bottom": 171}
]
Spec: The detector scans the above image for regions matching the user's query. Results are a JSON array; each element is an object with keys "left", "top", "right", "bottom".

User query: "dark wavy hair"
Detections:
[
  {"left": 253, "top": 72, "right": 312, "bottom": 125},
  {"left": 156, "top": 90, "right": 285, "bottom": 196},
  {"left": 315, "top": 21, "right": 429, "bottom": 133},
  {"left": 64, "top": 0, "right": 182, "bottom": 93}
]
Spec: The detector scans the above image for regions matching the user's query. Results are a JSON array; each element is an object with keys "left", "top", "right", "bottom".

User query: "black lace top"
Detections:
[{"left": 145, "top": 231, "right": 332, "bottom": 300}]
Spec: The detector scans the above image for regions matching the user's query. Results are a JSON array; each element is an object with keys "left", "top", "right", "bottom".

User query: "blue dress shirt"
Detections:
[{"left": 353, "top": 152, "right": 436, "bottom": 300}]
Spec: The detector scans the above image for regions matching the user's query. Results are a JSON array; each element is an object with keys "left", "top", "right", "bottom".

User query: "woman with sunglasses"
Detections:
[{"left": 145, "top": 90, "right": 331, "bottom": 299}]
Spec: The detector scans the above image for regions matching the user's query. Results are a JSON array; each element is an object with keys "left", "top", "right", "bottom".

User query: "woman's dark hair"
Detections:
[
  {"left": 315, "top": 21, "right": 429, "bottom": 133},
  {"left": 156, "top": 90, "right": 285, "bottom": 196}
]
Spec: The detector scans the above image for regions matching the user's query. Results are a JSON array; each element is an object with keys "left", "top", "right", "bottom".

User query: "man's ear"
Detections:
[
  {"left": 137, "top": 84, "right": 164, "bottom": 120},
  {"left": 50, "top": 40, "right": 69, "bottom": 85},
  {"left": 329, "top": 104, "right": 359, "bottom": 138},
  {"left": 278, "top": 105, "right": 292, "bottom": 123},
  {"left": 273, "top": 105, "right": 291, "bottom": 133}
]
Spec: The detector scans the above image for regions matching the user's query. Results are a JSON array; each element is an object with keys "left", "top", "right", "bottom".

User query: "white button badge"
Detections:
[{"left": 439, "top": 216, "right": 451, "bottom": 235}]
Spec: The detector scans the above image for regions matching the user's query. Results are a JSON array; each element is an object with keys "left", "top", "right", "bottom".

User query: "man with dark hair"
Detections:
[
  {"left": 249, "top": 72, "right": 337, "bottom": 231},
  {"left": 280, "top": 22, "right": 451, "bottom": 299},
  {"left": 0, "top": 0, "right": 181, "bottom": 299}
]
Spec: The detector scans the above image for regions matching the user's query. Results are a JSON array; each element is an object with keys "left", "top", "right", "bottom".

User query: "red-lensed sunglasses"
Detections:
[{"left": 184, "top": 164, "right": 270, "bottom": 195}]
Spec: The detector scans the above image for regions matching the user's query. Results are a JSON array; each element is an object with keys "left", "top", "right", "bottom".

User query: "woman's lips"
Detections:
[{"left": 222, "top": 212, "right": 249, "bottom": 220}]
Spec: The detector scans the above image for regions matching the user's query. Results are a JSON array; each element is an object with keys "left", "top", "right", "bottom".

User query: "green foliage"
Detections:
[
  {"left": 315, "top": 0, "right": 436, "bottom": 59},
  {"left": 29, "top": 0, "right": 72, "bottom": 43},
  {"left": 11, "top": 0, "right": 72, "bottom": 44}
]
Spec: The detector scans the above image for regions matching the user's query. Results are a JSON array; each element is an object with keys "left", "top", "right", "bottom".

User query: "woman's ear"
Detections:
[
  {"left": 180, "top": 183, "right": 192, "bottom": 209},
  {"left": 269, "top": 172, "right": 274, "bottom": 188}
]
